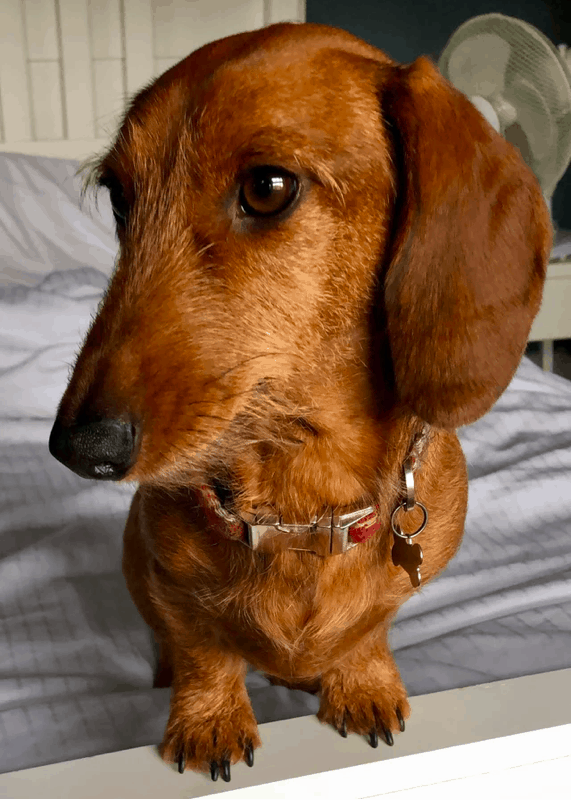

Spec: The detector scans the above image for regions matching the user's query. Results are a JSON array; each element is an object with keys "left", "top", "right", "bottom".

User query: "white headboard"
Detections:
[
  {"left": 0, "top": 0, "right": 305, "bottom": 162},
  {"left": 1, "top": 0, "right": 568, "bottom": 350}
]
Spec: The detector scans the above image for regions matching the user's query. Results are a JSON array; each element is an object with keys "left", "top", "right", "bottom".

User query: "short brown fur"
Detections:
[{"left": 56, "top": 22, "right": 551, "bottom": 775}]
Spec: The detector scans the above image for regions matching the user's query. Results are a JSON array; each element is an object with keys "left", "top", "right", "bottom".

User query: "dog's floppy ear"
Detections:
[{"left": 381, "top": 57, "right": 552, "bottom": 429}]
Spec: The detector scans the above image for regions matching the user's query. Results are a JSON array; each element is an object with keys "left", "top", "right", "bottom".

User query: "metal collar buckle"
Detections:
[{"left": 240, "top": 506, "right": 375, "bottom": 557}]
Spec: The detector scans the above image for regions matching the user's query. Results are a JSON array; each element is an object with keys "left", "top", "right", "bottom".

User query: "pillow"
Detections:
[{"left": 0, "top": 152, "right": 116, "bottom": 286}]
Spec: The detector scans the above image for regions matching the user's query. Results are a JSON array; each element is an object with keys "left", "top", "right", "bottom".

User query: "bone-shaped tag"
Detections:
[{"left": 392, "top": 536, "right": 423, "bottom": 588}]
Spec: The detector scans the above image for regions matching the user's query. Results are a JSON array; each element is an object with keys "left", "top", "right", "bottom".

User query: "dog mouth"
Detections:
[
  {"left": 122, "top": 378, "right": 321, "bottom": 500},
  {"left": 188, "top": 406, "right": 321, "bottom": 524},
  {"left": 209, "top": 471, "right": 238, "bottom": 514}
]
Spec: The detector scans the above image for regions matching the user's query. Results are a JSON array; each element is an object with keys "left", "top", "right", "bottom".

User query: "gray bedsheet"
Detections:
[
  {"left": 0, "top": 268, "right": 569, "bottom": 774},
  {"left": 0, "top": 153, "right": 569, "bottom": 774}
]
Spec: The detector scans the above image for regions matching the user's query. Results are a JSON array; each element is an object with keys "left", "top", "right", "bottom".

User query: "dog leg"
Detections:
[
  {"left": 159, "top": 645, "right": 261, "bottom": 781},
  {"left": 318, "top": 634, "right": 409, "bottom": 746},
  {"left": 153, "top": 640, "right": 174, "bottom": 688}
]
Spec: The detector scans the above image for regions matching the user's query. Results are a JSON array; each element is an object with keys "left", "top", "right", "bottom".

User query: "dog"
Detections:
[{"left": 49, "top": 22, "right": 551, "bottom": 782}]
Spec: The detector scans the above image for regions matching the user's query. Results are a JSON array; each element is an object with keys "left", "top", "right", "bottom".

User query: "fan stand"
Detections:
[{"left": 541, "top": 340, "right": 554, "bottom": 372}]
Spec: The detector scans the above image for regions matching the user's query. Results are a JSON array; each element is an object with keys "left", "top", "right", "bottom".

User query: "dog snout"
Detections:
[{"left": 49, "top": 416, "right": 137, "bottom": 481}]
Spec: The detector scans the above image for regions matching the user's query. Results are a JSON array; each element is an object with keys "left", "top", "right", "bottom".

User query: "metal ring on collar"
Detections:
[
  {"left": 403, "top": 457, "right": 416, "bottom": 510},
  {"left": 391, "top": 501, "right": 428, "bottom": 540}
]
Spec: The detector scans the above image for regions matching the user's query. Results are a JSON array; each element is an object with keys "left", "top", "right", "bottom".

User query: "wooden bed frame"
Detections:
[{"left": 1, "top": 1, "right": 570, "bottom": 796}]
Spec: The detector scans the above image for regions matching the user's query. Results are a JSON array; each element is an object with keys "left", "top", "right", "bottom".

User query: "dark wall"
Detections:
[{"left": 306, "top": 1, "right": 571, "bottom": 228}]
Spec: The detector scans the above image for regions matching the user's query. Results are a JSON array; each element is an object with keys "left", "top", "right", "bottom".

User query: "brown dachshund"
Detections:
[{"left": 49, "top": 22, "right": 551, "bottom": 782}]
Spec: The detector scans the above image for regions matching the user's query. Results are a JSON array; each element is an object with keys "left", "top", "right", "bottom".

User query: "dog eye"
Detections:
[
  {"left": 108, "top": 184, "right": 129, "bottom": 227},
  {"left": 99, "top": 176, "right": 129, "bottom": 228},
  {"left": 239, "top": 167, "right": 298, "bottom": 217}
]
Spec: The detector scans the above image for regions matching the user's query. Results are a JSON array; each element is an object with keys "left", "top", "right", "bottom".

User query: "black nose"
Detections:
[{"left": 49, "top": 416, "right": 136, "bottom": 480}]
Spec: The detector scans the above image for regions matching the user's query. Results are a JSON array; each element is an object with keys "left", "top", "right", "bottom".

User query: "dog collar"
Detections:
[{"left": 193, "top": 424, "right": 431, "bottom": 558}]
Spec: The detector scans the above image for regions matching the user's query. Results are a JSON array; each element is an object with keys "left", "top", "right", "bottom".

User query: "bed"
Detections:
[{"left": 1, "top": 3, "right": 571, "bottom": 798}]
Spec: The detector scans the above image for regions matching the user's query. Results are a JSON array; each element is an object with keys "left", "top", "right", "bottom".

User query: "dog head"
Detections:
[{"left": 49, "top": 23, "right": 551, "bottom": 509}]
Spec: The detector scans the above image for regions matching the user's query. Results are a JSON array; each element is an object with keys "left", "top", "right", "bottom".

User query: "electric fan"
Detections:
[{"left": 439, "top": 13, "right": 571, "bottom": 219}]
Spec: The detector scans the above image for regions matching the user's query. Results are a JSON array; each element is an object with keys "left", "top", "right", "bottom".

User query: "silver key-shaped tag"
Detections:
[
  {"left": 390, "top": 501, "right": 428, "bottom": 589},
  {"left": 392, "top": 535, "right": 423, "bottom": 588}
]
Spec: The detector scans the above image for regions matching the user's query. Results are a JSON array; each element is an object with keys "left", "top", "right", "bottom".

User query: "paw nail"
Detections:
[
  {"left": 245, "top": 741, "right": 254, "bottom": 767},
  {"left": 221, "top": 758, "right": 231, "bottom": 782},
  {"left": 369, "top": 728, "right": 378, "bottom": 748},
  {"left": 177, "top": 753, "right": 185, "bottom": 774},
  {"left": 383, "top": 726, "right": 394, "bottom": 746},
  {"left": 210, "top": 761, "right": 219, "bottom": 781},
  {"left": 339, "top": 718, "right": 347, "bottom": 738},
  {"left": 396, "top": 707, "right": 405, "bottom": 732}
]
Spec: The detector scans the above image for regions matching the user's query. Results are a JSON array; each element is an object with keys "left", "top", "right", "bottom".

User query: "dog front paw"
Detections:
[
  {"left": 318, "top": 667, "right": 410, "bottom": 747},
  {"left": 160, "top": 698, "right": 261, "bottom": 781}
]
